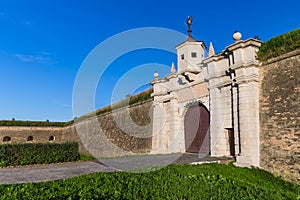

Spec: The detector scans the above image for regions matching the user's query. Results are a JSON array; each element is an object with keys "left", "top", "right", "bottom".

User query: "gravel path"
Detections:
[
  {"left": 0, "top": 153, "right": 232, "bottom": 185},
  {"left": 0, "top": 161, "right": 115, "bottom": 185}
]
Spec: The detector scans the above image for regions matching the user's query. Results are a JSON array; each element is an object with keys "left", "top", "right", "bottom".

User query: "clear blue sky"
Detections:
[{"left": 0, "top": 0, "right": 299, "bottom": 121}]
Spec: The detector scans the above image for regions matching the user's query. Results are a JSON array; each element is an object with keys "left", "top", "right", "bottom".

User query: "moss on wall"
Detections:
[{"left": 257, "top": 28, "right": 300, "bottom": 61}]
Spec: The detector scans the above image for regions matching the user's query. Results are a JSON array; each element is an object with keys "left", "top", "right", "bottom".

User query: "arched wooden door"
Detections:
[{"left": 184, "top": 104, "right": 210, "bottom": 154}]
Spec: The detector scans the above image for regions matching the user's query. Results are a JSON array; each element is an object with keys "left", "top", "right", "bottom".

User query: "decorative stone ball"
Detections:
[
  {"left": 233, "top": 31, "right": 242, "bottom": 42},
  {"left": 154, "top": 72, "right": 159, "bottom": 79}
]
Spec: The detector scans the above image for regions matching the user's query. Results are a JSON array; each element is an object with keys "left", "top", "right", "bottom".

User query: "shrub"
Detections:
[
  {"left": 0, "top": 120, "right": 69, "bottom": 127},
  {"left": 0, "top": 142, "right": 79, "bottom": 166}
]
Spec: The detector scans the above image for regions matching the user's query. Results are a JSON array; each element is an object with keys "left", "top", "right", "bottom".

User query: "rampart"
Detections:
[
  {"left": 0, "top": 100, "right": 153, "bottom": 157},
  {"left": 259, "top": 49, "right": 300, "bottom": 183}
]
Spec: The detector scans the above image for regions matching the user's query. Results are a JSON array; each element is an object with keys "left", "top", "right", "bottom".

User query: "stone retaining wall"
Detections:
[
  {"left": 0, "top": 100, "right": 153, "bottom": 157},
  {"left": 259, "top": 49, "right": 300, "bottom": 183},
  {"left": 0, "top": 126, "right": 64, "bottom": 144},
  {"left": 68, "top": 100, "right": 153, "bottom": 158}
]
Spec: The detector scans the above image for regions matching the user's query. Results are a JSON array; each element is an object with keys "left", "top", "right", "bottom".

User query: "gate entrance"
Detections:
[{"left": 184, "top": 104, "right": 210, "bottom": 154}]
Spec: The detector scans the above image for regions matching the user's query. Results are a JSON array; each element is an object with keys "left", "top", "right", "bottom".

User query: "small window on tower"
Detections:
[
  {"left": 191, "top": 52, "right": 197, "bottom": 58},
  {"left": 181, "top": 54, "right": 184, "bottom": 60}
]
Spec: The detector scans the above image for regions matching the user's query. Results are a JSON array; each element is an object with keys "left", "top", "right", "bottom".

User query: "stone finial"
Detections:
[
  {"left": 154, "top": 71, "right": 159, "bottom": 80},
  {"left": 233, "top": 31, "right": 242, "bottom": 42},
  {"left": 208, "top": 42, "right": 215, "bottom": 57},
  {"left": 171, "top": 62, "right": 176, "bottom": 73}
]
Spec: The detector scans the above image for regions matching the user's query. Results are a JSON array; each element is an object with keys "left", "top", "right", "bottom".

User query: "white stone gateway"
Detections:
[{"left": 151, "top": 17, "right": 262, "bottom": 167}]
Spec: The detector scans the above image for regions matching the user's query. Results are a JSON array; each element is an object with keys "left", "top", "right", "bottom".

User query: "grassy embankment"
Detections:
[{"left": 0, "top": 163, "right": 299, "bottom": 199}]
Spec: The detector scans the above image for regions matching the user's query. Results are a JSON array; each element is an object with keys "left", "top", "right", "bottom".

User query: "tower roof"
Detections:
[
  {"left": 176, "top": 16, "right": 206, "bottom": 49},
  {"left": 185, "top": 34, "right": 197, "bottom": 42},
  {"left": 176, "top": 35, "right": 206, "bottom": 49}
]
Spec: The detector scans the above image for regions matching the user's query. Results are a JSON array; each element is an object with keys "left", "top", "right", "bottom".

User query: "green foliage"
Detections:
[
  {"left": 74, "top": 88, "right": 153, "bottom": 123},
  {"left": 0, "top": 88, "right": 153, "bottom": 127},
  {"left": 0, "top": 142, "right": 79, "bottom": 166},
  {"left": 97, "top": 88, "right": 153, "bottom": 114},
  {"left": 0, "top": 164, "right": 298, "bottom": 199},
  {"left": 79, "top": 154, "right": 96, "bottom": 161},
  {"left": 0, "top": 160, "right": 6, "bottom": 167},
  {"left": 0, "top": 120, "right": 70, "bottom": 127},
  {"left": 257, "top": 28, "right": 300, "bottom": 61},
  {"left": 128, "top": 88, "right": 153, "bottom": 105}
]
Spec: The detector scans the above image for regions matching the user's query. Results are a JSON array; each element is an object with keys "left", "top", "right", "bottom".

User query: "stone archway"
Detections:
[{"left": 184, "top": 103, "right": 210, "bottom": 154}]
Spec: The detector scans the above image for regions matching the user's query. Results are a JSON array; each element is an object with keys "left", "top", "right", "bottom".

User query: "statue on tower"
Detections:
[{"left": 187, "top": 16, "right": 193, "bottom": 37}]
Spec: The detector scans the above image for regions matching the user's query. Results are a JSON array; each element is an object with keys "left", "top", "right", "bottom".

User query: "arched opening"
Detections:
[
  {"left": 3, "top": 136, "right": 11, "bottom": 142},
  {"left": 27, "top": 136, "right": 33, "bottom": 142},
  {"left": 49, "top": 136, "right": 55, "bottom": 141},
  {"left": 184, "top": 103, "right": 210, "bottom": 155}
]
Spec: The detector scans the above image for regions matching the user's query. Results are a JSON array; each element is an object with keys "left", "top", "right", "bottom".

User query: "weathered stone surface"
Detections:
[
  {"left": 73, "top": 100, "right": 153, "bottom": 158},
  {"left": 0, "top": 126, "right": 64, "bottom": 144},
  {"left": 0, "top": 100, "right": 153, "bottom": 158},
  {"left": 259, "top": 50, "right": 300, "bottom": 183}
]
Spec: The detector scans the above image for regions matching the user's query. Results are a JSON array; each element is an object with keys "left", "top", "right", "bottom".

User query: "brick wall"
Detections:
[{"left": 259, "top": 49, "right": 300, "bottom": 183}]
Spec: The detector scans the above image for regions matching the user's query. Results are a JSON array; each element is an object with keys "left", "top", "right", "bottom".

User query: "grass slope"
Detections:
[
  {"left": 257, "top": 28, "right": 300, "bottom": 61},
  {"left": 0, "top": 163, "right": 299, "bottom": 200}
]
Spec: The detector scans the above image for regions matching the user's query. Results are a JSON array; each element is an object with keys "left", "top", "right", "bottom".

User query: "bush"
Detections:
[
  {"left": 0, "top": 142, "right": 79, "bottom": 166},
  {"left": 0, "top": 120, "right": 69, "bottom": 127},
  {"left": 257, "top": 28, "right": 300, "bottom": 61}
]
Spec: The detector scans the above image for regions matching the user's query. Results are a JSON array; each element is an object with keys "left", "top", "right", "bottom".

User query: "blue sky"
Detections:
[{"left": 0, "top": 0, "right": 299, "bottom": 121}]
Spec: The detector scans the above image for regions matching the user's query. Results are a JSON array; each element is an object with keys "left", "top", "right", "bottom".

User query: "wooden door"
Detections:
[{"left": 184, "top": 105, "right": 209, "bottom": 154}]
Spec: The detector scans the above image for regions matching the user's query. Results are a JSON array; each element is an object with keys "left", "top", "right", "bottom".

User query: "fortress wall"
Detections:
[
  {"left": 61, "top": 125, "right": 90, "bottom": 155},
  {"left": 1, "top": 49, "right": 299, "bottom": 183},
  {"left": 0, "top": 126, "right": 64, "bottom": 144},
  {"left": 0, "top": 100, "right": 153, "bottom": 158},
  {"left": 0, "top": 125, "right": 91, "bottom": 155},
  {"left": 66, "top": 99, "right": 153, "bottom": 158},
  {"left": 259, "top": 49, "right": 300, "bottom": 183}
]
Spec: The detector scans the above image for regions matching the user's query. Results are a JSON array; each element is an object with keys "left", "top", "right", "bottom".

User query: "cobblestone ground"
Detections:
[{"left": 0, "top": 153, "right": 232, "bottom": 185}]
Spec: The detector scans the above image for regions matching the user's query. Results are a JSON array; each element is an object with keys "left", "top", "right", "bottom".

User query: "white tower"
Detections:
[{"left": 176, "top": 16, "right": 206, "bottom": 73}]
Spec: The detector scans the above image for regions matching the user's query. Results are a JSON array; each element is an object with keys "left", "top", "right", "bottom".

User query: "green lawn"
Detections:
[
  {"left": 79, "top": 154, "right": 96, "bottom": 161},
  {"left": 0, "top": 163, "right": 299, "bottom": 200}
]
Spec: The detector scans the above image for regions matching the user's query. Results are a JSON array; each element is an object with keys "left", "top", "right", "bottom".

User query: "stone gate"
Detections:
[{"left": 151, "top": 18, "right": 262, "bottom": 167}]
